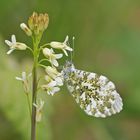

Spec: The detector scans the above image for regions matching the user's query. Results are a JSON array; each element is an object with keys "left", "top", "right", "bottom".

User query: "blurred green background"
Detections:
[{"left": 0, "top": 0, "right": 140, "bottom": 140}]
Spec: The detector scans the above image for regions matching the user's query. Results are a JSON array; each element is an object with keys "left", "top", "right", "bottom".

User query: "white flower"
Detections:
[
  {"left": 54, "top": 76, "right": 63, "bottom": 86},
  {"left": 45, "top": 66, "right": 64, "bottom": 86},
  {"left": 45, "top": 74, "right": 63, "bottom": 86},
  {"left": 20, "top": 23, "right": 32, "bottom": 36},
  {"left": 50, "top": 36, "right": 73, "bottom": 56},
  {"left": 5, "top": 35, "right": 27, "bottom": 54},
  {"left": 15, "top": 71, "right": 32, "bottom": 81},
  {"left": 45, "top": 66, "right": 59, "bottom": 79},
  {"left": 42, "top": 81, "right": 60, "bottom": 96},
  {"left": 33, "top": 99, "right": 44, "bottom": 122},
  {"left": 16, "top": 72, "right": 32, "bottom": 93},
  {"left": 43, "top": 48, "right": 63, "bottom": 67}
]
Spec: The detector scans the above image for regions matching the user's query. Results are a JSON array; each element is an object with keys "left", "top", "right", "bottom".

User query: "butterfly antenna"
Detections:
[
  {"left": 66, "top": 36, "right": 71, "bottom": 62},
  {"left": 71, "top": 36, "right": 75, "bottom": 63}
]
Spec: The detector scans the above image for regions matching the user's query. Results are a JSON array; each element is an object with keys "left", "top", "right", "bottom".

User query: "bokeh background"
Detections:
[{"left": 0, "top": 0, "right": 140, "bottom": 140}]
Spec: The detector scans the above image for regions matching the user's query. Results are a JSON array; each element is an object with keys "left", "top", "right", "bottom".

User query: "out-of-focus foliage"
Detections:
[{"left": 0, "top": 0, "right": 140, "bottom": 140}]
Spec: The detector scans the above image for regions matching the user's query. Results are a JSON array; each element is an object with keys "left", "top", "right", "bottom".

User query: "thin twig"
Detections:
[
  {"left": 38, "top": 58, "right": 49, "bottom": 64},
  {"left": 27, "top": 47, "right": 34, "bottom": 54},
  {"left": 39, "top": 43, "right": 50, "bottom": 50}
]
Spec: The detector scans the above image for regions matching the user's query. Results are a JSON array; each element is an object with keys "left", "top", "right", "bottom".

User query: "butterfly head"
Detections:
[{"left": 62, "top": 61, "right": 75, "bottom": 79}]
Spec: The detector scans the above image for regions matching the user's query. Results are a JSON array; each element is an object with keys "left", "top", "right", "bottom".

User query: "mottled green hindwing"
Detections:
[{"left": 62, "top": 61, "right": 123, "bottom": 118}]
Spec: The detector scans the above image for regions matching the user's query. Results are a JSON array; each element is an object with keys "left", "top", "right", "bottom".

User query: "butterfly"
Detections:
[{"left": 62, "top": 61, "right": 123, "bottom": 118}]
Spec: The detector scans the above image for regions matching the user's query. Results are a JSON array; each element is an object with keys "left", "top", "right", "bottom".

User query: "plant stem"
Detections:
[
  {"left": 31, "top": 36, "right": 39, "bottom": 140},
  {"left": 31, "top": 62, "right": 37, "bottom": 140}
]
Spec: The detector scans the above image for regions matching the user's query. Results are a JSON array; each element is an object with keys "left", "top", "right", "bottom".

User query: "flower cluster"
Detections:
[
  {"left": 42, "top": 66, "right": 63, "bottom": 95},
  {"left": 4, "top": 12, "right": 73, "bottom": 123},
  {"left": 42, "top": 36, "right": 73, "bottom": 95}
]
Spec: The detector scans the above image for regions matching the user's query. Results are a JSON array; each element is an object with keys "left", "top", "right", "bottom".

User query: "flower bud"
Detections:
[
  {"left": 20, "top": 23, "right": 32, "bottom": 36},
  {"left": 43, "top": 48, "right": 52, "bottom": 57},
  {"left": 28, "top": 12, "right": 49, "bottom": 35},
  {"left": 13, "top": 42, "right": 27, "bottom": 50},
  {"left": 43, "top": 48, "right": 63, "bottom": 67},
  {"left": 45, "top": 66, "right": 59, "bottom": 79}
]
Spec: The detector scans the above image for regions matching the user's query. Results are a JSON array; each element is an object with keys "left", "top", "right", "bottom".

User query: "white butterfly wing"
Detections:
[{"left": 65, "top": 68, "right": 123, "bottom": 118}]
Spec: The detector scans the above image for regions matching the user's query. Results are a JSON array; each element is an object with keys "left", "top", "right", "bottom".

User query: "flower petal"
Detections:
[
  {"left": 62, "top": 49, "right": 68, "bottom": 56},
  {"left": 48, "top": 81, "right": 56, "bottom": 87},
  {"left": 65, "top": 46, "right": 73, "bottom": 51},
  {"left": 20, "top": 23, "right": 32, "bottom": 36},
  {"left": 15, "top": 77, "right": 23, "bottom": 81},
  {"left": 50, "top": 87, "right": 60, "bottom": 95},
  {"left": 64, "top": 35, "right": 69, "bottom": 43},
  {"left": 15, "top": 43, "right": 27, "bottom": 50},
  {"left": 51, "top": 59, "right": 59, "bottom": 67},
  {"left": 7, "top": 49, "right": 15, "bottom": 54},
  {"left": 11, "top": 35, "right": 16, "bottom": 44},
  {"left": 22, "top": 72, "right": 26, "bottom": 81},
  {"left": 43, "top": 48, "right": 51, "bottom": 57},
  {"left": 45, "top": 66, "right": 59, "bottom": 78},
  {"left": 33, "top": 103, "right": 38, "bottom": 108},
  {"left": 55, "top": 53, "right": 63, "bottom": 59},
  {"left": 5, "top": 40, "right": 12, "bottom": 46},
  {"left": 55, "top": 77, "right": 63, "bottom": 86},
  {"left": 50, "top": 42, "right": 62, "bottom": 49}
]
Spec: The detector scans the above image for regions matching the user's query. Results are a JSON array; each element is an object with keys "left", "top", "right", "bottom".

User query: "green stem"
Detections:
[
  {"left": 31, "top": 63, "right": 37, "bottom": 140},
  {"left": 39, "top": 43, "right": 50, "bottom": 50},
  {"left": 27, "top": 47, "right": 34, "bottom": 54},
  {"left": 38, "top": 64, "right": 46, "bottom": 68},
  {"left": 31, "top": 35, "right": 40, "bottom": 140},
  {"left": 38, "top": 58, "right": 49, "bottom": 64}
]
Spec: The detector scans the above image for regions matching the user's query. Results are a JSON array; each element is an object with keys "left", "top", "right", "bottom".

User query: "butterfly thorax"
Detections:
[{"left": 62, "top": 61, "right": 76, "bottom": 79}]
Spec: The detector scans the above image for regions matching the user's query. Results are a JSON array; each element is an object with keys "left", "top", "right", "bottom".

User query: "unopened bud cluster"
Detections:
[{"left": 28, "top": 12, "right": 49, "bottom": 35}]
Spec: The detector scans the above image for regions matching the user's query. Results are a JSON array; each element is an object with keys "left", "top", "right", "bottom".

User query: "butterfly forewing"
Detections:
[{"left": 63, "top": 62, "right": 123, "bottom": 118}]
